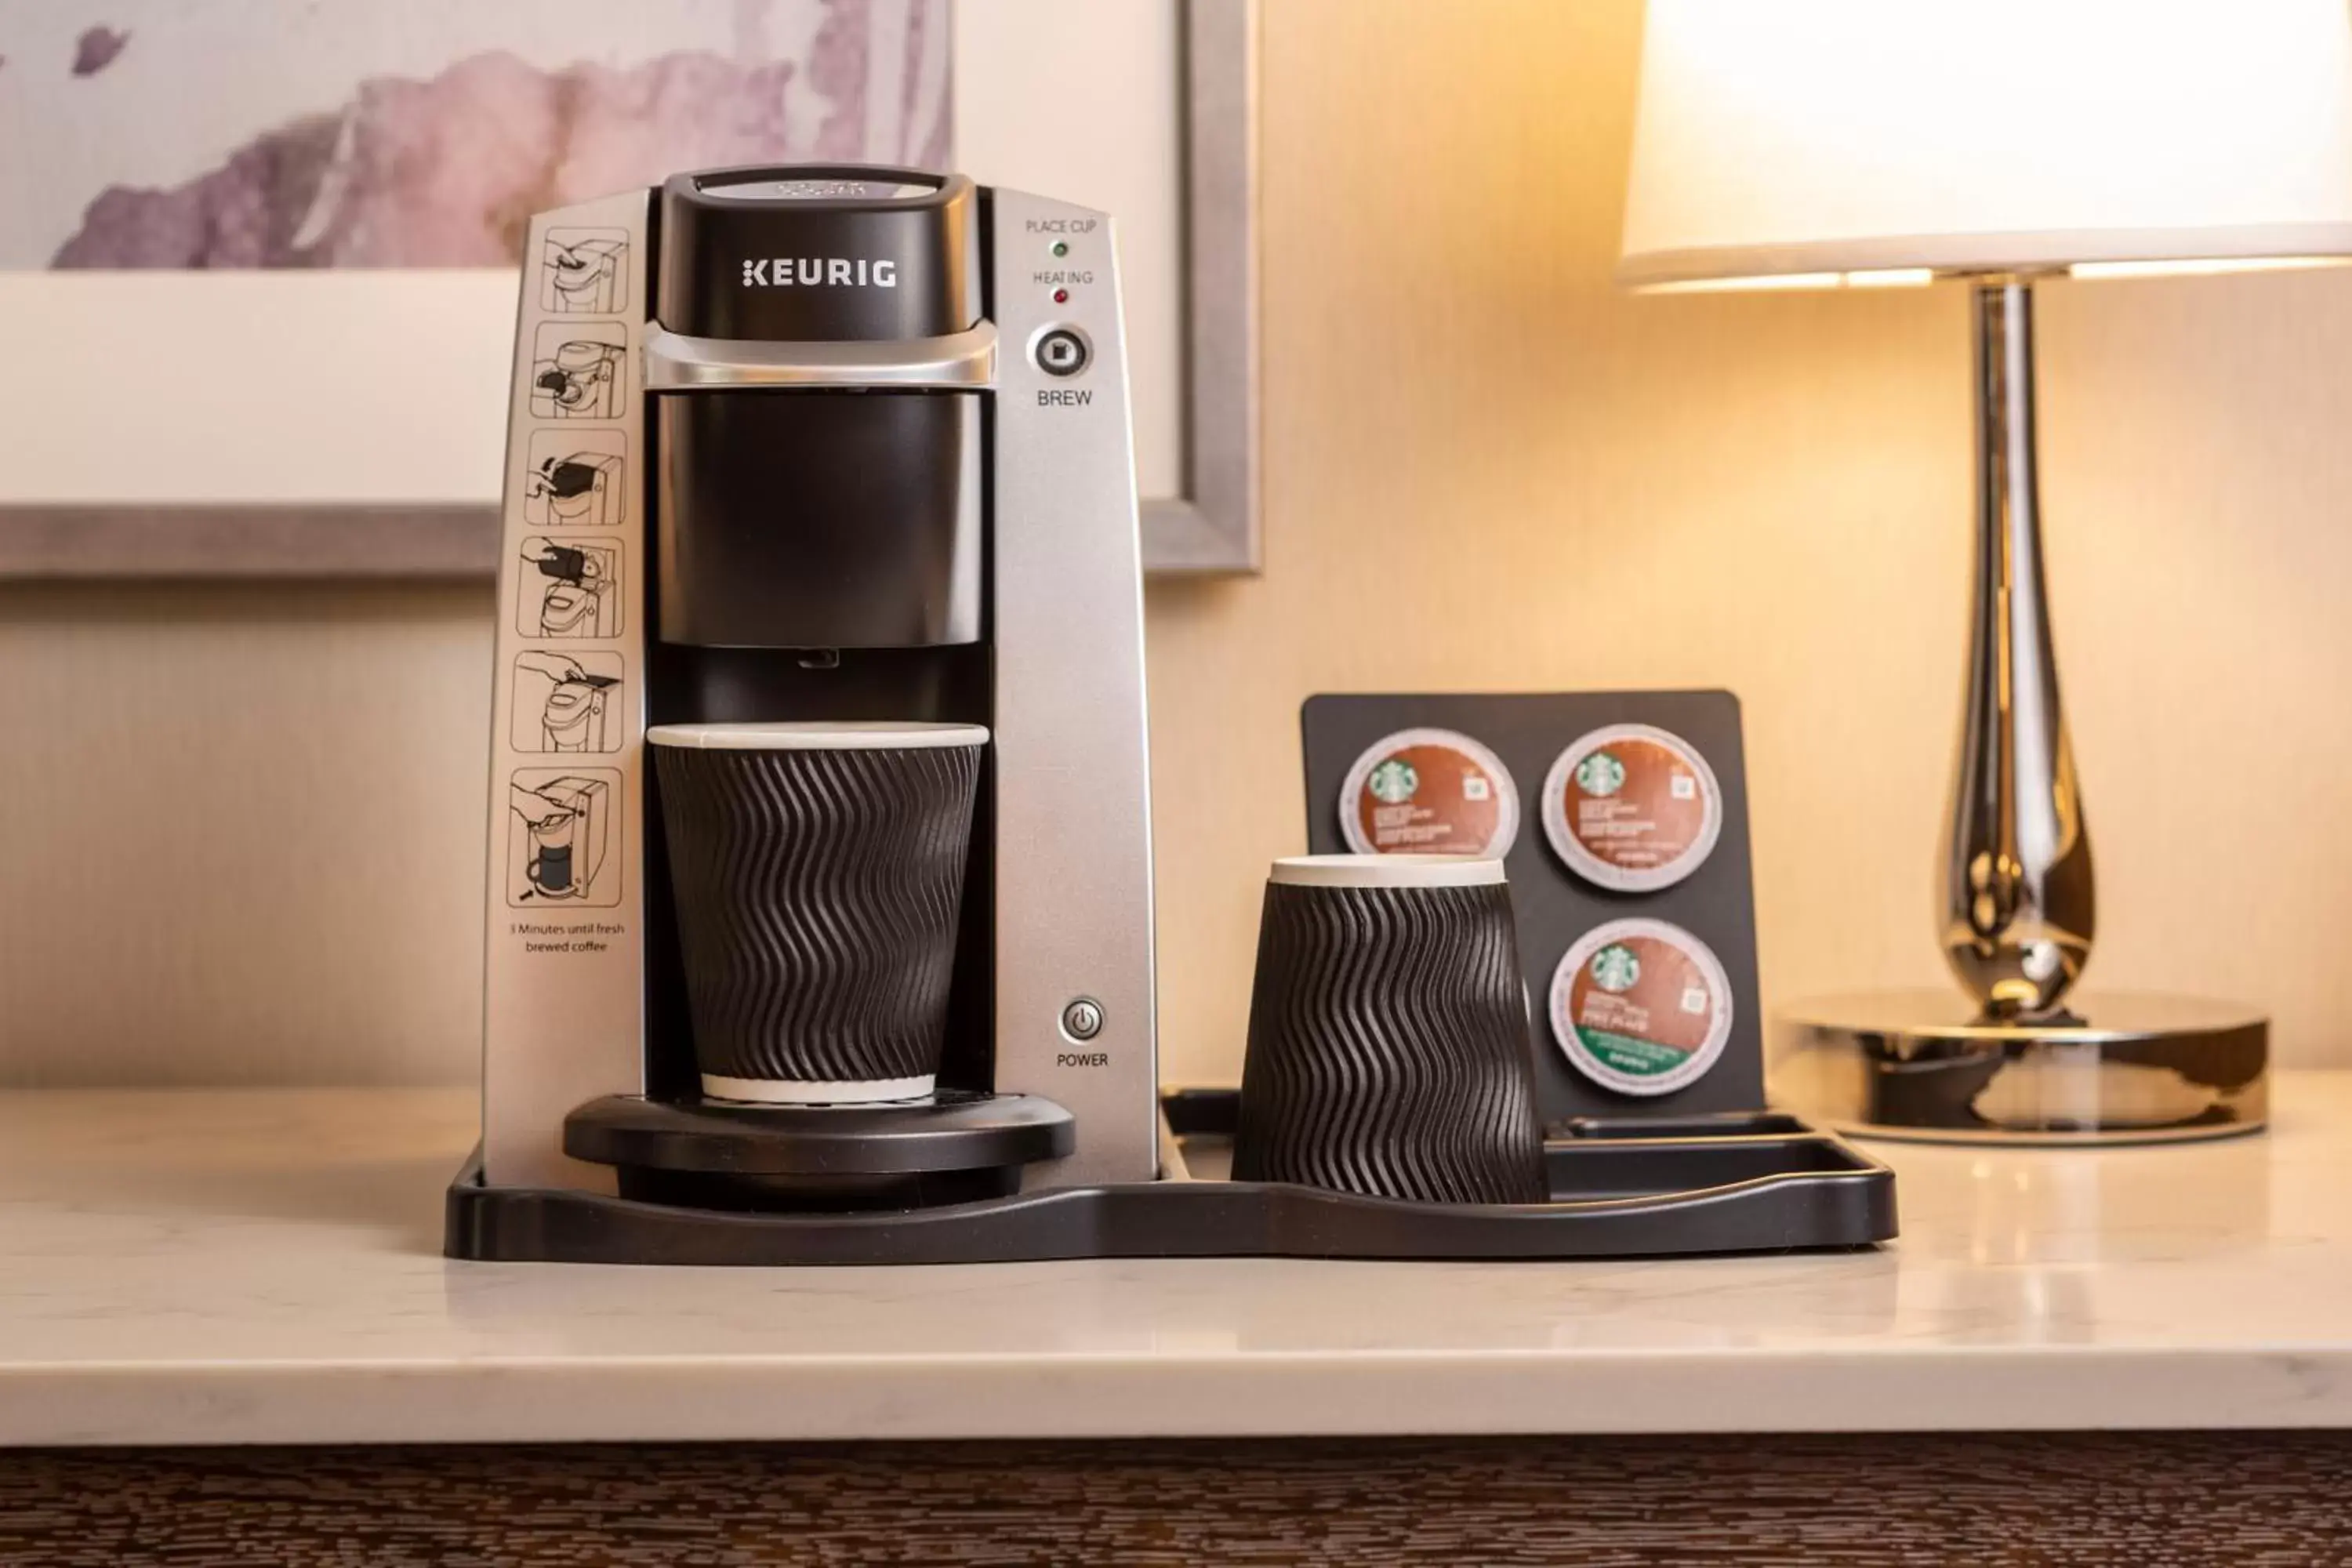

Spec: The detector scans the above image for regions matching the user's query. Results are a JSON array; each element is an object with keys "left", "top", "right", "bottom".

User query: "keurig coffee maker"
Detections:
[
  {"left": 448, "top": 165, "right": 1894, "bottom": 1266},
  {"left": 461, "top": 162, "right": 1158, "bottom": 1218}
]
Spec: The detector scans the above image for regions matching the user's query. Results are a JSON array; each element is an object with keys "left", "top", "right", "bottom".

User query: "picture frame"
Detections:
[{"left": 0, "top": 0, "right": 1260, "bottom": 579}]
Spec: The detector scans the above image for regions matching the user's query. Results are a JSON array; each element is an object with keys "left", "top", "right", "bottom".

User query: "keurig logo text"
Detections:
[{"left": 739, "top": 258, "right": 900, "bottom": 288}]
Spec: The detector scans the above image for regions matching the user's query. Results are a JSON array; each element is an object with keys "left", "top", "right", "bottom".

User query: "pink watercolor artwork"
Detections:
[{"left": 0, "top": 0, "right": 953, "bottom": 269}]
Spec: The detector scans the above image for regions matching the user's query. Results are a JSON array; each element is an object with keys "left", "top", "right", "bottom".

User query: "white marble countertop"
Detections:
[{"left": 4, "top": 1076, "right": 2350, "bottom": 1446}]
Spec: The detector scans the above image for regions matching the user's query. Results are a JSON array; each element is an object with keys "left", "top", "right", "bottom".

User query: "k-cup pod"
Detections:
[
  {"left": 1541, "top": 723, "right": 1722, "bottom": 892},
  {"left": 1548, "top": 918, "right": 1733, "bottom": 1096},
  {"left": 1235, "top": 855, "right": 1548, "bottom": 1204},
  {"left": 1338, "top": 728, "right": 1521, "bottom": 858},
  {"left": 647, "top": 720, "right": 987, "bottom": 1105}
]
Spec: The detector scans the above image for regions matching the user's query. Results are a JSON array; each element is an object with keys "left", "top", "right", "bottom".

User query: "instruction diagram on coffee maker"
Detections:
[
  {"left": 508, "top": 768, "right": 621, "bottom": 907},
  {"left": 524, "top": 429, "right": 626, "bottom": 527},
  {"left": 513, "top": 651, "right": 624, "bottom": 753},
  {"left": 539, "top": 228, "right": 629, "bottom": 314},
  {"left": 517, "top": 535, "right": 622, "bottom": 638},
  {"left": 529, "top": 323, "right": 626, "bottom": 419}
]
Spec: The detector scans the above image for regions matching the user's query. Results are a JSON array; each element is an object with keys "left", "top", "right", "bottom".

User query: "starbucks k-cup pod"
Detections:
[
  {"left": 1548, "top": 917, "right": 1733, "bottom": 1096},
  {"left": 1338, "top": 728, "right": 1520, "bottom": 858},
  {"left": 1541, "top": 723, "right": 1722, "bottom": 892}
]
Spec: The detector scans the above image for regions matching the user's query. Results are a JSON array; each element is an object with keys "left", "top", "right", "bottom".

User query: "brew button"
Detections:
[
  {"left": 1037, "top": 328, "right": 1088, "bottom": 377},
  {"left": 1062, "top": 998, "right": 1105, "bottom": 1040}
]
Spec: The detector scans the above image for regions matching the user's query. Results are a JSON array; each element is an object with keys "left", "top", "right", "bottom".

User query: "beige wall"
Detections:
[
  {"left": 0, "top": 582, "right": 491, "bottom": 1083},
  {"left": 1150, "top": 0, "right": 2352, "bottom": 1084},
  {"left": 9, "top": 0, "right": 2352, "bottom": 1087}
]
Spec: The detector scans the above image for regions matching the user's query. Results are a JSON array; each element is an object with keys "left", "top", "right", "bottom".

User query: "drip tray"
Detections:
[
  {"left": 564, "top": 1091, "right": 1076, "bottom": 1212},
  {"left": 448, "top": 1090, "right": 1896, "bottom": 1265}
]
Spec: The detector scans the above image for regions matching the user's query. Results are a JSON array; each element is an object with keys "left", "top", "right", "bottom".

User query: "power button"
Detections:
[{"left": 1036, "top": 328, "right": 1090, "bottom": 377}]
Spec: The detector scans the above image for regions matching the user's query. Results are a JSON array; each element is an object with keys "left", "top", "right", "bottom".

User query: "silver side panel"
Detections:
[
  {"left": 481, "top": 190, "right": 653, "bottom": 1192},
  {"left": 988, "top": 190, "right": 1161, "bottom": 1186}
]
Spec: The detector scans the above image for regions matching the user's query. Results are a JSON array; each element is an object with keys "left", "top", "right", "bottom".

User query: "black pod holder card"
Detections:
[
  {"left": 1291, "top": 690, "right": 1894, "bottom": 1246},
  {"left": 1307, "top": 690, "right": 1762, "bottom": 1124}
]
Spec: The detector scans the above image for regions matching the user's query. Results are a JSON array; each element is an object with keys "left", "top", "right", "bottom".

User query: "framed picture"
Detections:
[{"left": 0, "top": 0, "right": 1258, "bottom": 577}]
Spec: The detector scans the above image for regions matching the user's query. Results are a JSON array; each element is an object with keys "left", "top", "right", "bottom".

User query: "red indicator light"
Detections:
[{"left": 1053, "top": 287, "right": 1069, "bottom": 303}]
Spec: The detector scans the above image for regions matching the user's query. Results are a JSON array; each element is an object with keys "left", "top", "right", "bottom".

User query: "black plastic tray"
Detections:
[{"left": 446, "top": 1091, "right": 1894, "bottom": 1265}]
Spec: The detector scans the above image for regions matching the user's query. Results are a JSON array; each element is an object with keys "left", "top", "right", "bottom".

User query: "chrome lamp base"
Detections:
[
  {"left": 1792, "top": 277, "right": 2272, "bottom": 1148},
  {"left": 1773, "top": 991, "right": 2267, "bottom": 1145}
]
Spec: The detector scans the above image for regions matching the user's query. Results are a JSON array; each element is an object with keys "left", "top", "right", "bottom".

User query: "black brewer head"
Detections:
[{"left": 655, "top": 165, "right": 979, "bottom": 343}]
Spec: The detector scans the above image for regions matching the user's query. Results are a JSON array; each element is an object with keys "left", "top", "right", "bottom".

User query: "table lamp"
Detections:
[{"left": 1619, "top": 0, "right": 2352, "bottom": 1142}]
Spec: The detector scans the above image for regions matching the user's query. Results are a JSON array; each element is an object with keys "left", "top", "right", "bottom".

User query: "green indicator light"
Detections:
[{"left": 1051, "top": 241, "right": 1069, "bottom": 257}]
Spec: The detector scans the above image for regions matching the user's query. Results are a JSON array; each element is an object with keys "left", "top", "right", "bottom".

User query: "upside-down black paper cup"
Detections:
[
  {"left": 647, "top": 721, "right": 986, "bottom": 1105},
  {"left": 1233, "top": 855, "right": 1548, "bottom": 1204}
]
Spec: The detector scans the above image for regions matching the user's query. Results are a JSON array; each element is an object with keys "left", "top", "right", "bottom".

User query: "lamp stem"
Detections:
[{"left": 1942, "top": 279, "right": 2096, "bottom": 1020}]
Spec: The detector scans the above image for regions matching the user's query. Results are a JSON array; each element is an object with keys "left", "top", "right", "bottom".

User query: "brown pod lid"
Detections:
[
  {"left": 1338, "top": 728, "right": 1520, "bottom": 859},
  {"left": 1541, "top": 724, "right": 1722, "bottom": 893}
]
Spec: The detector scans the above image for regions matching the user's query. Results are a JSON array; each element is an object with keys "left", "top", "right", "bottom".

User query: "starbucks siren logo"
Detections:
[
  {"left": 1574, "top": 750, "right": 1627, "bottom": 797},
  {"left": 1589, "top": 942, "right": 1641, "bottom": 993},
  {"left": 1367, "top": 757, "right": 1420, "bottom": 804}
]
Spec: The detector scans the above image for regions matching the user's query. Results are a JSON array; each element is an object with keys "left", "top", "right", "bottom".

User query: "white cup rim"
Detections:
[
  {"left": 1270, "top": 854, "right": 1506, "bottom": 889},
  {"left": 646, "top": 720, "right": 990, "bottom": 752}
]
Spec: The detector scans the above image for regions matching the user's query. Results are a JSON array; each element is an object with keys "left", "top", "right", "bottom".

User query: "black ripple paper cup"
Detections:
[
  {"left": 647, "top": 721, "right": 986, "bottom": 1105},
  {"left": 1233, "top": 855, "right": 1548, "bottom": 1205}
]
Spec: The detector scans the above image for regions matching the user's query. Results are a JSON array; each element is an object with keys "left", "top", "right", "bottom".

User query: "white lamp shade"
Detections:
[{"left": 1620, "top": 0, "right": 2352, "bottom": 287}]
